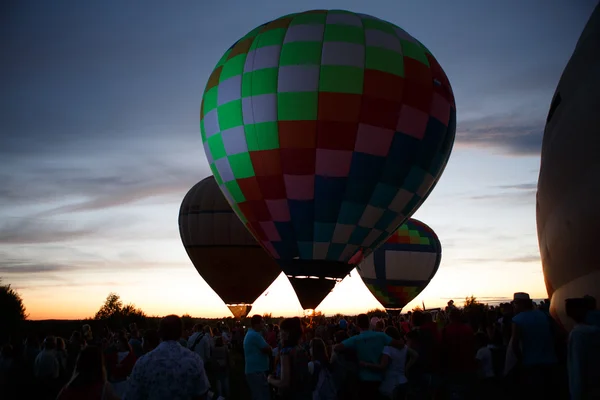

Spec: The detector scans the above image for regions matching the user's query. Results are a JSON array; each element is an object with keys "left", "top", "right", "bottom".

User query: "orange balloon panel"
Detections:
[
  {"left": 179, "top": 177, "right": 281, "bottom": 309},
  {"left": 536, "top": 3, "right": 600, "bottom": 330},
  {"left": 228, "top": 305, "right": 252, "bottom": 320}
]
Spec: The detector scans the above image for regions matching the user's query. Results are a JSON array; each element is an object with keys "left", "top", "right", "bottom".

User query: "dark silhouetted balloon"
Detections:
[
  {"left": 537, "top": 3, "right": 600, "bottom": 330},
  {"left": 179, "top": 176, "right": 281, "bottom": 318}
]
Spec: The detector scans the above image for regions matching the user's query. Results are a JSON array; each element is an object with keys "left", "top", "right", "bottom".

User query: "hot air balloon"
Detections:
[
  {"left": 537, "top": 3, "right": 600, "bottom": 330},
  {"left": 200, "top": 10, "right": 456, "bottom": 309},
  {"left": 358, "top": 218, "right": 441, "bottom": 313},
  {"left": 179, "top": 176, "right": 281, "bottom": 319}
]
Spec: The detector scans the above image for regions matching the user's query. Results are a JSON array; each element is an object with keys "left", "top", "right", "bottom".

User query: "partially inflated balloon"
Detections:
[
  {"left": 179, "top": 177, "right": 281, "bottom": 319},
  {"left": 200, "top": 10, "right": 455, "bottom": 309},
  {"left": 537, "top": 4, "right": 600, "bottom": 330},
  {"left": 358, "top": 218, "right": 441, "bottom": 311}
]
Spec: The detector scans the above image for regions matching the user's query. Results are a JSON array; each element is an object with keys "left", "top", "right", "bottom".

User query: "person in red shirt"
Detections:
[
  {"left": 265, "top": 324, "right": 278, "bottom": 348},
  {"left": 104, "top": 331, "right": 137, "bottom": 396},
  {"left": 400, "top": 317, "right": 411, "bottom": 334},
  {"left": 420, "top": 313, "right": 441, "bottom": 343},
  {"left": 441, "top": 308, "right": 476, "bottom": 397}
]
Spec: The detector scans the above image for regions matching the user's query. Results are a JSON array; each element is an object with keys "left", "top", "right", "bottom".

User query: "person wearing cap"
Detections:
[
  {"left": 565, "top": 297, "right": 600, "bottom": 399},
  {"left": 510, "top": 292, "right": 558, "bottom": 398}
]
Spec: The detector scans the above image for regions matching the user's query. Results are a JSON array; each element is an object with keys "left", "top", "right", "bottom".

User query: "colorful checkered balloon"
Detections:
[
  {"left": 200, "top": 10, "right": 455, "bottom": 274},
  {"left": 358, "top": 218, "right": 442, "bottom": 310}
]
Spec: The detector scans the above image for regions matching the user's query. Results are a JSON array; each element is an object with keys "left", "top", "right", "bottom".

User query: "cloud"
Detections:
[
  {"left": 506, "top": 255, "right": 540, "bottom": 263},
  {"left": 12, "top": 281, "right": 125, "bottom": 291},
  {"left": 496, "top": 183, "right": 537, "bottom": 191},
  {"left": 0, "top": 218, "right": 100, "bottom": 244},
  {"left": 0, "top": 258, "right": 190, "bottom": 283},
  {"left": 0, "top": 157, "right": 210, "bottom": 214},
  {"left": 454, "top": 257, "right": 495, "bottom": 264},
  {"left": 0, "top": 263, "right": 80, "bottom": 274},
  {"left": 43, "top": 171, "right": 198, "bottom": 215},
  {"left": 468, "top": 182, "right": 537, "bottom": 201},
  {"left": 1, "top": 3, "right": 213, "bottom": 218},
  {"left": 469, "top": 191, "right": 535, "bottom": 202},
  {"left": 453, "top": 253, "right": 540, "bottom": 265},
  {"left": 456, "top": 114, "right": 545, "bottom": 156},
  {"left": 485, "top": 62, "right": 563, "bottom": 98}
]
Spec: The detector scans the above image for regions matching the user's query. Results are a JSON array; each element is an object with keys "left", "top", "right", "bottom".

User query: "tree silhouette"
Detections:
[
  {"left": 93, "top": 292, "right": 147, "bottom": 329},
  {"left": 0, "top": 278, "right": 28, "bottom": 341},
  {"left": 95, "top": 292, "right": 123, "bottom": 320},
  {"left": 181, "top": 314, "right": 194, "bottom": 330},
  {"left": 464, "top": 295, "right": 481, "bottom": 308},
  {"left": 463, "top": 295, "right": 487, "bottom": 330},
  {"left": 366, "top": 309, "right": 388, "bottom": 318}
]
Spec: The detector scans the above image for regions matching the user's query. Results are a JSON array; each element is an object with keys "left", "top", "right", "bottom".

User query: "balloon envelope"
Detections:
[
  {"left": 358, "top": 218, "right": 441, "bottom": 310},
  {"left": 537, "top": 3, "right": 600, "bottom": 330},
  {"left": 200, "top": 10, "right": 455, "bottom": 309},
  {"left": 179, "top": 177, "right": 281, "bottom": 317}
]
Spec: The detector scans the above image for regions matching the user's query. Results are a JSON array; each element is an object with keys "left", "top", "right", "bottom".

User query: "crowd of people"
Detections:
[{"left": 0, "top": 292, "right": 599, "bottom": 399}]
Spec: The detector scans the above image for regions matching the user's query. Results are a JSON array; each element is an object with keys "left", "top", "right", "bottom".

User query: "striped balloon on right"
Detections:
[{"left": 357, "top": 218, "right": 441, "bottom": 311}]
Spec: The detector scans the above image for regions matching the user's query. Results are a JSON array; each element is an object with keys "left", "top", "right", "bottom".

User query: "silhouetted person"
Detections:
[
  {"left": 510, "top": 292, "right": 558, "bottom": 400},
  {"left": 142, "top": 329, "right": 159, "bottom": 354},
  {"left": 244, "top": 315, "right": 272, "bottom": 400},
  {"left": 187, "top": 324, "right": 211, "bottom": 364},
  {"left": 268, "top": 317, "right": 312, "bottom": 399},
  {"left": 125, "top": 315, "right": 209, "bottom": 400},
  {"left": 334, "top": 313, "right": 404, "bottom": 399},
  {"left": 56, "top": 346, "right": 119, "bottom": 400},
  {"left": 128, "top": 324, "right": 143, "bottom": 359},
  {"left": 105, "top": 330, "right": 136, "bottom": 397},
  {"left": 584, "top": 295, "right": 600, "bottom": 328},
  {"left": 34, "top": 336, "right": 59, "bottom": 398},
  {"left": 565, "top": 298, "right": 600, "bottom": 399},
  {"left": 67, "top": 332, "right": 83, "bottom": 376}
]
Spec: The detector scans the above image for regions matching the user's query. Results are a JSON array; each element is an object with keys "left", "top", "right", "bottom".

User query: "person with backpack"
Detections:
[
  {"left": 187, "top": 324, "right": 211, "bottom": 364},
  {"left": 308, "top": 338, "right": 336, "bottom": 400}
]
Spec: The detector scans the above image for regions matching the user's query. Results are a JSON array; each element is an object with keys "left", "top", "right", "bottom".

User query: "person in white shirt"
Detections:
[
  {"left": 221, "top": 326, "right": 231, "bottom": 346},
  {"left": 565, "top": 297, "right": 600, "bottom": 400},
  {"left": 359, "top": 326, "right": 418, "bottom": 399},
  {"left": 187, "top": 324, "right": 211, "bottom": 363},
  {"left": 474, "top": 332, "right": 495, "bottom": 385},
  {"left": 34, "top": 336, "right": 59, "bottom": 380},
  {"left": 34, "top": 335, "right": 60, "bottom": 397}
]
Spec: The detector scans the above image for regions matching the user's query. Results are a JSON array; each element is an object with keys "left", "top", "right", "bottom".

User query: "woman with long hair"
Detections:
[
  {"left": 56, "top": 346, "right": 119, "bottom": 400},
  {"left": 55, "top": 337, "right": 69, "bottom": 386},
  {"left": 268, "top": 317, "right": 312, "bottom": 399}
]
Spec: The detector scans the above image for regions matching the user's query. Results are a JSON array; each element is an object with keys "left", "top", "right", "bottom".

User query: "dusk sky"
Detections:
[{"left": 2, "top": 1, "right": 596, "bottom": 320}]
